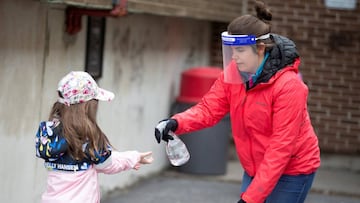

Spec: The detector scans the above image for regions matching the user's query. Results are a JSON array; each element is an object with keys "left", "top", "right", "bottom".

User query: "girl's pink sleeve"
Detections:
[{"left": 94, "top": 151, "right": 140, "bottom": 174}]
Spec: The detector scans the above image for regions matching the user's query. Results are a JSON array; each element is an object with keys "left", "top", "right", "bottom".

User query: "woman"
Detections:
[{"left": 154, "top": 1, "right": 320, "bottom": 203}]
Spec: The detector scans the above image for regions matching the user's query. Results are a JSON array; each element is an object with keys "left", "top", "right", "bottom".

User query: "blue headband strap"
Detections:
[{"left": 221, "top": 31, "right": 270, "bottom": 46}]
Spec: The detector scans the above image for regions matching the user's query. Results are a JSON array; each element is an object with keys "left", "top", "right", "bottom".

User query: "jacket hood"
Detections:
[{"left": 255, "top": 34, "right": 299, "bottom": 84}]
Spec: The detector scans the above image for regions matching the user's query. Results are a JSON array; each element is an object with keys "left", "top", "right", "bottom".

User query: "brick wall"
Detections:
[{"left": 210, "top": 0, "right": 360, "bottom": 154}]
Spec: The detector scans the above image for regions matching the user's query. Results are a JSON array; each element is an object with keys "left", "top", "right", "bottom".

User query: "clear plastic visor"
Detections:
[
  {"left": 221, "top": 31, "right": 269, "bottom": 84},
  {"left": 222, "top": 31, "right": 257, "bottom": 84}
]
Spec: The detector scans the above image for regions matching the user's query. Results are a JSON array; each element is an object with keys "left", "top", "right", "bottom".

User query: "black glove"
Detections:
[
  {"left": 154, "top": 119, "right": 178, "bottom": 143},
  {"left": 237, "top": 199, "right": 246, "bottom": 203}
]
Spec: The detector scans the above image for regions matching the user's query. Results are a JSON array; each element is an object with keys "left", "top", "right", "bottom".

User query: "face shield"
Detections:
[{"left": 221, "top": 31, "right": 269, "bottom": 84}]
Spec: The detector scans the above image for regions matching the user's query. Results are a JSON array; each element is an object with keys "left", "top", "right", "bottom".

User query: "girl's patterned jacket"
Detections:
[{"left": 35, "top": 120, "right": 110, "bottom": 172}]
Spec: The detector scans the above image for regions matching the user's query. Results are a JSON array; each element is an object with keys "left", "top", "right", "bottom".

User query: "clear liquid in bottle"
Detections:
[{"left": 165, "top": 131, "right": 190, "bottom": 166}]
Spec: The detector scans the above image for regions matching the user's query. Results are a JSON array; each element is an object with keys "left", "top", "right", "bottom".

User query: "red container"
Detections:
[{"left": 176, "top": 67, "right": 222, "bottom": 103}]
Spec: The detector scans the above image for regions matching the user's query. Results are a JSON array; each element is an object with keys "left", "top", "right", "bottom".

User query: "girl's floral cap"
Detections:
[{"left": 57, "top": 71, "right": 115, "bottom": 106}]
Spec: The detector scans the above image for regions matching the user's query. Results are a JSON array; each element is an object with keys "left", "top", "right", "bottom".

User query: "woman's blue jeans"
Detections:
[{"left": 240, "top": 172, "right": 316, "bottom": 203}]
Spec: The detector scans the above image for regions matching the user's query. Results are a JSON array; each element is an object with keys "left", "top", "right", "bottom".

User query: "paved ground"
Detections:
[
  {"left": 102, "top": 173, "right": 360, "bottom": 203},
  {"left": 102, "top": 159, "right": 360, "bottom": 203},
  {"left": 101, "top": 143, "right": 360, "bottom": 203},
  {"left": 103, "top": 176, "right": 240, "bottom": 203}
]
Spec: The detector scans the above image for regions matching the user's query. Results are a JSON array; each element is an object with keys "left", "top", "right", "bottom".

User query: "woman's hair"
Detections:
[
  {"left": 228, "top": 0, "right": 273, "bottom": 48},
  {"left": 49, "top": 99, "right": 111, "bottom": 160}
]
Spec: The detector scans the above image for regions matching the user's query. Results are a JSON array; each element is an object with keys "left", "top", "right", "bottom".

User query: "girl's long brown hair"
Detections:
[{"left": 49, "top": 99, "right": 111, "bottom": 160}]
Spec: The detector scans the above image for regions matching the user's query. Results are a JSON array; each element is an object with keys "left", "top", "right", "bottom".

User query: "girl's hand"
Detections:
[
  {"left": 134, "top": 151, "right": 154, "bottom": 170},
  {"left": 139, "top": 151, "right": 154, "bottom": 164}
]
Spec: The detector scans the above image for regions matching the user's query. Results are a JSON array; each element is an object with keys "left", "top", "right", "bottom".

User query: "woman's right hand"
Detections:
[{"left": 154, "top": 119, "right": 178, "bottom": 143}]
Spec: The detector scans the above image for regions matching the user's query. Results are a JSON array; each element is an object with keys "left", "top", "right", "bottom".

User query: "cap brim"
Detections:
[{"left": 96, "top": 88, "right": 115, "bottom": 102}]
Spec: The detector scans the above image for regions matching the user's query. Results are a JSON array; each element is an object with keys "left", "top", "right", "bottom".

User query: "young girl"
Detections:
[{"left": 36, "top": 71, "right": 153, "bottom": 203}]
